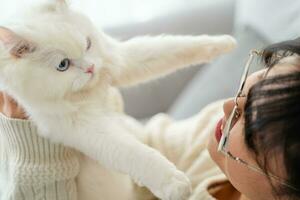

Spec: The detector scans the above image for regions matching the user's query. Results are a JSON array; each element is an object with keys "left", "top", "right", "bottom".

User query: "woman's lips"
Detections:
[{"left": 215, "top": 118, "right": 224, "bottom": 143}]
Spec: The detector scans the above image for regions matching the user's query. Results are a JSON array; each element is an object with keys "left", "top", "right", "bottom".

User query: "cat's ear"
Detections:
[
  {"left": 55, "top": 0, "right": 68, "bottom": 11},
  {"left": 41, "top": 0, "right": 68, "bottom": 13},
  {"left": 0, "top": 27, "right": 36, "bottom": 58}
]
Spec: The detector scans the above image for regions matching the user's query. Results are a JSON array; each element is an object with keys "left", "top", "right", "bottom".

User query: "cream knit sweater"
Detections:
[{"left": 0, "top": 100, "right": 226, "bottom": 200}]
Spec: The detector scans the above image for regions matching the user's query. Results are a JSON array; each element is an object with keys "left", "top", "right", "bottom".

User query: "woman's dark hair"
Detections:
[{"left": 244, "top": 37, "right": 300, "bottom": 199}]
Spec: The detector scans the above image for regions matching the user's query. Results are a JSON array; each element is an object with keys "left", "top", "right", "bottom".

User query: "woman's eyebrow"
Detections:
[
  {"left": 262, "top": 70, "right": 268, "bottom": 78},
  {"left": 237, "top": 95, "right": 247, "bottom": 109},
  {"left": 239, "top": 93, "right": 247, "bottom": 97}
]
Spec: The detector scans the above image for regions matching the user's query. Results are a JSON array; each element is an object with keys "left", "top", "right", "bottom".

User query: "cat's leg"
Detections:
[
  {"left": 63, "top": 115, "right": 191, "bottom": 200},
  {"left": 112, "top": 35, "right": 236, "bottom": 87}
]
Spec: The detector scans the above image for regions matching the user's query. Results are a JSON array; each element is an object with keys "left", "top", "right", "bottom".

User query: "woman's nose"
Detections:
[{"left": 223, "top": 98, "right": 235, "bottom": 120}]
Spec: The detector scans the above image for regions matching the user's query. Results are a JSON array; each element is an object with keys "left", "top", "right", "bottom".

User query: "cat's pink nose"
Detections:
[{"left": 85, "top": 65, "right": 95, "bottom": 74}]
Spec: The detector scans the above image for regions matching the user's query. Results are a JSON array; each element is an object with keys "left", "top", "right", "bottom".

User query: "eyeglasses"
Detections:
[{"left": 217, "top": 50, "right": 298, "bottom": 191}]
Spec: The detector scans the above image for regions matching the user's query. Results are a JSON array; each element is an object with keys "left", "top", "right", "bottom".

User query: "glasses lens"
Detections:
[{"left": 218, "top": 50, "right": 257, "bottom": 153}]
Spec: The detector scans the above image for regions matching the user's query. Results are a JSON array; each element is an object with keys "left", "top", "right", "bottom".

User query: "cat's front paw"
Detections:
[
  {"left": 198, "top": 34, "right": 236, "bottom": 62},
  {"left": 154, "top": 170, "right": 192, "bottom": 200},
  {"left": 213, "top": 35, "right": 237, "bottom": 53}
]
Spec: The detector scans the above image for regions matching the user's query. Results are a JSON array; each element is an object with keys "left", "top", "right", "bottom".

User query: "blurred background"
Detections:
[{"left": 0, "top": 0, "right": 299, "bottom": 120}]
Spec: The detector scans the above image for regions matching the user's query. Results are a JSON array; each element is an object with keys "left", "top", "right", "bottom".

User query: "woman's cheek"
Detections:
[
  {"left": 208, "top": 120, "right": 247, "bottom": 177},
  {"left": 223, "top": 122, "right": 255, "bottom": 184}
]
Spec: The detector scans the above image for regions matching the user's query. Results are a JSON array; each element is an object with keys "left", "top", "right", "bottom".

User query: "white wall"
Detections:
[{"left": 0, "top": 0, "right": 213, "bottom": 28}]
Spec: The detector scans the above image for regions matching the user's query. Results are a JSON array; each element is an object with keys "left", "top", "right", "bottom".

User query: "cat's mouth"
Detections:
[
  {"left": 85, "top": 65, "right": 95, "bottom": 74},
  {"left": 83, "top": 67, "right": 99, "bottom": 87}
]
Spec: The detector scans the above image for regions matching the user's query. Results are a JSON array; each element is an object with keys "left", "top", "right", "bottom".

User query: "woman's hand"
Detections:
[{"left": 0, "top": 92, "right": 27, "bottom": 119}]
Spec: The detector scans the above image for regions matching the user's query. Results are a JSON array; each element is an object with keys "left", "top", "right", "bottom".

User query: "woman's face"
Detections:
[{"left": 208, "top": 57, "right": 298, "bottom": 200}]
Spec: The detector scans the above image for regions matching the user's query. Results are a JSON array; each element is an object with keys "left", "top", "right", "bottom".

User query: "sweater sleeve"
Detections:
[
  {"left": 0, "top": 113, "right": 80, "bottom": 200},
  {"left": 144, "top": 100, "right": 224, "bottom": 169},
  {"left": 133, "top": 100, "right": 226, "bottom": 200}
]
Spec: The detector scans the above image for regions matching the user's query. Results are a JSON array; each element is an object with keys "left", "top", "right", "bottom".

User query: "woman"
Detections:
[{"left": 0, "top": 38, "right": 299, "bottom": 200}]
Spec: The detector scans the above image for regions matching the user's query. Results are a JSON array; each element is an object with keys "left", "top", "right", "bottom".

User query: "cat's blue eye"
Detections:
[{"left": 57, "top": 58, "right": 70, "bottom": 72}]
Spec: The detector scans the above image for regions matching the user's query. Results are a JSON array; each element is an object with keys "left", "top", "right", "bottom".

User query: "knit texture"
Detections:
[
  {"left": 134, "top": 100, "right": 227, "bottom": 200},
  {"left": 0, "top": 113, "right": 80, "bottom": 200},
  {"left": 0, "top": 100, "right": 228, "bottom": 200}
]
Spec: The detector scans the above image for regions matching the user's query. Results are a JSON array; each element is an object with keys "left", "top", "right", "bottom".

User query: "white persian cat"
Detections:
[{"left": 0, "top": 1, "right": 236, "bottom": 200}]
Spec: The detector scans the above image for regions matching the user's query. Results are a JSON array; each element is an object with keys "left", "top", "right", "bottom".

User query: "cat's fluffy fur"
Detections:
[{"left": 0, "top": 1, "right": 236, "bottom": 200}]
